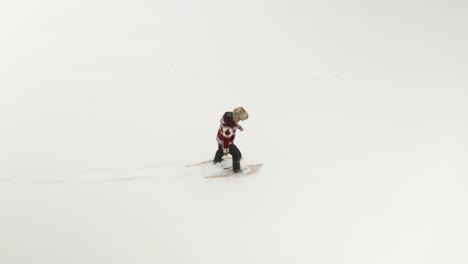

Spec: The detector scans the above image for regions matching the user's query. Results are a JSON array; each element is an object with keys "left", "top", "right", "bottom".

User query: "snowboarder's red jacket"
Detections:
[{"left": 216, "top": 112, "right": 243, "bottom": 154}]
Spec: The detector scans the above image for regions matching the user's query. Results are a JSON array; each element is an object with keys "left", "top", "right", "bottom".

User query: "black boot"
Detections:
[
  {"left": 213, "top": 145, "right": 224, "bottom": 164},
  {"left": 233, "top": 161, "right": 241, "bottom": 173}
]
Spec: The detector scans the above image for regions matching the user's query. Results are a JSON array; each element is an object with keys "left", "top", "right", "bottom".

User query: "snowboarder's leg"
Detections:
[
  {"left": 213, "top": 144, "right": 224, "bottom": 164},
  {"left": 229, "top": 144, "right": 242, "bottom": 173}
]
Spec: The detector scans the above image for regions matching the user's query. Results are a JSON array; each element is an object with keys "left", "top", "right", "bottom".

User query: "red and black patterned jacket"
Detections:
[{"left": 216, "top": 112, "right": 244, "bottom": 154}]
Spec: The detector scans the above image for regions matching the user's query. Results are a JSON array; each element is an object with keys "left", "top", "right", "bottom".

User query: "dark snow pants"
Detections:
[{"left": 214, "top": 144, "right": 242, "bottom": 172}]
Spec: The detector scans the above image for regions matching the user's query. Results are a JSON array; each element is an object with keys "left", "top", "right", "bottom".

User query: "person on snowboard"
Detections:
[{"left": 214, "top": 107, "right": 249, "bottom": 173}]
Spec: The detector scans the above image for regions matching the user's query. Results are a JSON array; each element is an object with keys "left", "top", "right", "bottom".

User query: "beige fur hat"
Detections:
[{"left": 233, "top": 107, "right": 249, "bottom": 121}]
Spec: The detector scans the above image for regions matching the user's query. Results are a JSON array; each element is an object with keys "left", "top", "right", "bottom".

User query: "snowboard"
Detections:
[{"left": 205, "top": 164, "right": 263, "bottom": 179}]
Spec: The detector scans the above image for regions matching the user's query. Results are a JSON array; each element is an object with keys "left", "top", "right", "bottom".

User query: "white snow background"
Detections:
[{"left": 1, "top": 0, "right": 467, "bottom": 263}]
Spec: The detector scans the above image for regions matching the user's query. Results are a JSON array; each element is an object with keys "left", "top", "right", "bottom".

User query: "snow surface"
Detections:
[{"left": 1, "top": 0, "right": 468, "bottom": 263}]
